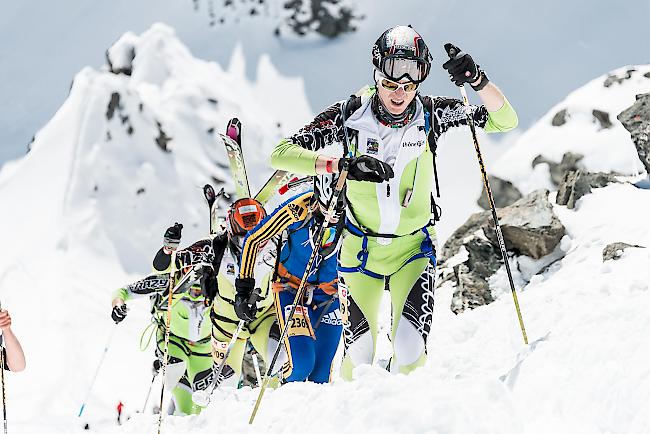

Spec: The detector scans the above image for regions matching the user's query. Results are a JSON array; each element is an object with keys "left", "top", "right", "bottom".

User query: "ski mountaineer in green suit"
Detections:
[
  {"left": 148, "top": 199, "right": 284, "bottom": 393},
  {"left": 111, "top": 223, "right": 217, "bottom": 416},
  {"left": 270, "top": 25, "right": 518, "bottom": 379}
]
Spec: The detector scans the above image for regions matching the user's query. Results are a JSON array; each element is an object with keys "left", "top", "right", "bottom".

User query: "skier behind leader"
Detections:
[
  {"left": 235, "top": 188, "right": 344, "bottom": 383},
  {"left": 152, "top": 199, "right": 285, "bottom": 391},
  {"left": 111, "top": 223, "right": 217, "bottom": 416},
  {"left": 0, "top": 307, "right": 26, "bottom": 372},
  {"left": 270, "top": 25, "right": 518, "bottom": 378}
]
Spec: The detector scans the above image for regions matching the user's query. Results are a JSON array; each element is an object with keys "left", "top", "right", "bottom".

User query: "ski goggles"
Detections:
[
  {"left": 379, "top": 77, "right": 418, "bottom": 93},
  {"left": 379, "top": 56, "right": 430, "bottom": 84}
]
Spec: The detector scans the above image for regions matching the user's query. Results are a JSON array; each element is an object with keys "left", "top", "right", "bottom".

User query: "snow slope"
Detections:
[
  {"left": 492, "top": 65, "right": 650, "bottom": 193},
  {"left": 104, "top": 183, "right": 650, "bottom": 434}
]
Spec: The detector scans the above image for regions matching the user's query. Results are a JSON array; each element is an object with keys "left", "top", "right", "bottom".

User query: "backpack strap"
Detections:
[
  {"left": 419, "top": 95, "right": 442, "bottom": 222},
  {"left": 341, "top": 94, "right": 362, "bottom": 157}
]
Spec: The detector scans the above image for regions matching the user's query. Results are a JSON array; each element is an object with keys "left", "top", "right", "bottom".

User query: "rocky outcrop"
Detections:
[
  {"left": 477, "top": 175, "right": 523, "bottom": 210},
  {"left": 618, "top": 92, "right": 650, "bottom": 175},
  {"left": 532, "top": 152, "right": 585, "bottom": 186},
  {"left": 602, "top": 242, "right": 645, "bottom": 261},
  {"left": 551, "top": 108, "right": 568, "bottom": 126},
  {"left": 592, "top": 109, "right": 613, "bottom": 129},
  {"left": 441, "top": 189, "right": 566, "bottom": 314},
  {"left": 485, "top": 190, "right": 565, "bottom": 259},
  {"left": 556, "top": 170, "right": 620, "bottom": 209},
  {"left": 603, "top": 68, "right": 636, "bottom": 88}
]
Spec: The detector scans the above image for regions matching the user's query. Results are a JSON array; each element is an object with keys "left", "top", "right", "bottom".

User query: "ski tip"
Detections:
[
  {"left": 278, "top": 177, "right": 299, "bottom": 195},
  {"left": 226, "top": 118, "right": 241, "bottom": 142}
]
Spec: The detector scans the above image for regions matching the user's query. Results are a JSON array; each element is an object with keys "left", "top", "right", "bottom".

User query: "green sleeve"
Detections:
[
  {"left": 271, "top": 139, "right": 319, "bottom": 175},
  {"left": 484, "top": 97, "right": 518, "bottom": 133},
  {"left": 113, "top": 287, "right": 131, "bottom": 302}
]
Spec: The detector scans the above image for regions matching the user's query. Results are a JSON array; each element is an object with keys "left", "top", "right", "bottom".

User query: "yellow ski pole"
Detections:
[{"left": 444, "top": 43, "right": 528, "bottom": 345}]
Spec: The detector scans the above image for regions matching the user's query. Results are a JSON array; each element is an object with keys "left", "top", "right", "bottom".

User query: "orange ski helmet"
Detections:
[{"left": 226, "top": 198, "right": 266, "bottom": 237}]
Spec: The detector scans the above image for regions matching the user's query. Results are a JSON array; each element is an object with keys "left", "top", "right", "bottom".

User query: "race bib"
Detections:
[
  {"left": 211, "top": 339, "right": 229, "bottom": 363},
  {"left": 284, "top": 305, "right": 314, "bottom": 338}
]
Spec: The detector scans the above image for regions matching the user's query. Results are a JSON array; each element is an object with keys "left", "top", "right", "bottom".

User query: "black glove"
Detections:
[
  {"left": 340, "top": 155, "right": 394, "bottom": 183},
  {"left": 442, "top": 43, "right": 489, "bottom": 91},
  {"left": 152, "top": 359, "right": 162, "bottom": 375},
  {"left": 198, "top": 266, "right": 218, "bottom": 303},
  {"left": 111, "top": 304, "right": 128, "bottom": 323},
  {"left": 163, "top": 223, "right": 183, "bottom": 252},
  {"left": 234, "top": 277, "right": 257, "bottom": 322}
]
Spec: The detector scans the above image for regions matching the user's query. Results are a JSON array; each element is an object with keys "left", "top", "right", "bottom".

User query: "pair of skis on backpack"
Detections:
[{"left": 203, "top": 118, "right": 305, "bottom": 233}]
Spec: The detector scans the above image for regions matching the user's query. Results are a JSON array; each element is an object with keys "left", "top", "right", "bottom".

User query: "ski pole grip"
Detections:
[{"left": 444, "top": 43, "right": 461, "bottom": 59}]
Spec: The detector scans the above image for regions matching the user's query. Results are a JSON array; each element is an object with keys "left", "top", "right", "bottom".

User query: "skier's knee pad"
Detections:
[{"left": 392, "top": 318, "right": 425, "bottom": 371}]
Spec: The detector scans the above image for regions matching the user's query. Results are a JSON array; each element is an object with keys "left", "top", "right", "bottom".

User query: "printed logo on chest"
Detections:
[{"left": 366, "top": 138, "right": 379, "bottom": 155}]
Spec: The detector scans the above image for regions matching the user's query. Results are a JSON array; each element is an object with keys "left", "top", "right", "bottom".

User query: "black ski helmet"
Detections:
[{"left": 372, "top": 25, "right": 432, "bottom": 84}]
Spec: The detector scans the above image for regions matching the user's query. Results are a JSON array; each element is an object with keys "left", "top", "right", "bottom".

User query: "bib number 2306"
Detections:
[{"left": 284, "top": 305, "right": 314, "bottom": 338}]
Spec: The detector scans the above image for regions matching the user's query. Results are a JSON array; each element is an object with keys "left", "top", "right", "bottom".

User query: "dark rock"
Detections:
[
  {"left": 485, "top": 190, "right": 565, "bottom": 259},
  {"left": 532, "top": 152, "right": 584, "bottom": 186},
  {"left": 441, "top": 189, "right": 566, "bottom": 313},
  {"left": 556, "top": 170, "right": 620, "bottom": 209},
  {"left": 155, "top": 121, "right": 172, "bottom": 152},
  {"left": 106, "top": 46, "right": 135, "bottom": 76},
  {"left": 645, "top": 72, "right": 650, "bottom": 79},
  {"left": 592, "top": 109, "right": 612, "bottom": 129},
  {"left": 451, "top": 263, "right": 494, "bottom": 314},
  {"left": 440, "top": 210, "right": 490, "bottom": 264},
  {"left": 136, "top": 187, "right": 145, "bottom": 195},
  {"left": 602, "top": 242, "right": 645, "bottom": 261},
  {"left": 603, "top": 68, "right": 636, "bottom": 87},
  {"left": 106, "top": 92, "right": 121, "bottom": 120},
  {"left": 477, "top": 175, "right": 523, "bottom": 210},
  {"left": 618, "top": 92, "right": 650, "bottom": 175},
  {"left": 551, "top": 108, "right": 568, "bottom": 126}
]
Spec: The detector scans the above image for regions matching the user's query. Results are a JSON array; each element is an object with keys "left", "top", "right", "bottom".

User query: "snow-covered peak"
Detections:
[
  {"left": 492, "top": 65, "right": 650, "bottom": 193},
  {"left": 0, "top": 23, "right": 311, "bottom": 274}
]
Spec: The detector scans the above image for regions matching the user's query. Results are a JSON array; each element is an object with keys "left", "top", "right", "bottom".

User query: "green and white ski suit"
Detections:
[
  {"left": 113, "top": 270, "right": 212, "bottom": 416},
  {"left": 271, "top": 86, "right": 517, "bottom": 378}
]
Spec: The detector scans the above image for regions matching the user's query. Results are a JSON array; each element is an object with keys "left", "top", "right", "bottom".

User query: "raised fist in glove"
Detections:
[
  {"left": 234, "top": 277, "right": 257, "bottom": 322},
  {"left": 163, "top": 223, "right": 183, "bottom": 253},
  {"left": 442, "top": 43, "right": 489, "bottom": 91},
  {"left": 111, "top": 303, "right": 128, "bottom": 324},
  {"left": 339, "top": 155, "right": 394, "bottom": 183}
]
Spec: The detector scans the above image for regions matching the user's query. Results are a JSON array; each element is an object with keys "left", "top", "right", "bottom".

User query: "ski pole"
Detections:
[
  {"left": 157, "top": 250, "right": 179, "bottom": 434},
  {"left": 192, "top": 287, "right": 259, "bottom": 406},
  {"left": 141, "top": 363, "right": 159, "bottom": 413},
  {"left": 0, "top": 302, "right": 7, "bottom": 434},
  {"left": 251, "top": 351, "right": 262, "bottom": 387},
  {"left": 77, "top": 324, "right": 118, "bottom": 418},
  {"left": 249, "top": 161, "right": 350, "bottom": 424},
  {"left": 444, "top": 43, "right": 528, "bottom": 345}
]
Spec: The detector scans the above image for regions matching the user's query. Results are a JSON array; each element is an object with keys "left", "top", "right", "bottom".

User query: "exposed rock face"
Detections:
[
  {"left": 477, "top": 175, "right": 523, "bottom": 210},
  {"left": 441, "top": 189, "right": 566, "bottom": 313},
  {"left": 532, "top": 152, "right": 585, "bottom": 186},
  {"left": 556, "top": 170, "right": 620, "bottom": 209},
  {"left": 440, "top": 211, "right": 490, "bottom": 264},
  {"left": 618, "top": 92, "right": 650, "bottom": 175},
  {"left": 485, "top": 190, "right": 565, "bottom": 259},
  {"left": 281, "top": 0, "right": 360, "bottom": 38},
  {"left": 603, "top": 68, "right": 636, "bottom": 87},
  {"left": 450, "top": 235, "right": 500, "bottom": 313},
  {"left": 592, "top": 109, "right": 613, "bottom": 129},
  {"left": 551, "top": 108, "right": 568, "bottom": 126},
  {"left": 602, "top": 242, "right": 645, "bottom": 261}
]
